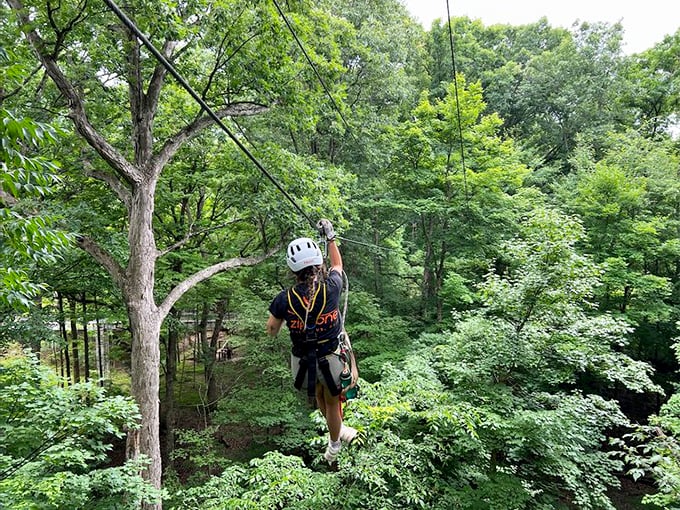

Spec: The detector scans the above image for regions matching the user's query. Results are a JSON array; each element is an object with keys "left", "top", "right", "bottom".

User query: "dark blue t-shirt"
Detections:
[{"left": 269, "top": 269, "right": 343, "bottom": 344}]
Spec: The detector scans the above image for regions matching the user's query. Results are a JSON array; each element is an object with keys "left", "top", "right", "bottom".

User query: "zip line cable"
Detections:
[
  {"left": 271, "top": 0, "right": 403, "bottom": 254},
  {"left": 445, "top": 0, "right": 469, "bottom": 201},
  {"left": 101, "top": 0, "right": 316, "bottom": 230},
  {"left": 270, "top": 0, "right": 360, "bottom": 148},
  {"left": 103, "top": 0, "right": 397, "bottom": 255}
]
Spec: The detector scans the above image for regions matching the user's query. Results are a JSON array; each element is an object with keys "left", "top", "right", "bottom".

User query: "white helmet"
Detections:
[{"left": 286, "top": 237, "right": 323, "bottom": 272}]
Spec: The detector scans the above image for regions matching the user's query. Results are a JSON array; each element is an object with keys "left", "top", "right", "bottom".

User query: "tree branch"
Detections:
[
  {"left": 158, "top": 245, "right": 280, "bottom": 318},
  {"left": 157, "top": 218, "right": 248, "bottom": 258},
  {"left": 82, "top": 160, "right": 131, "bottom": 208},
  {"left": 146, "top": 40, "right": 176, "bottom": 114},
  {"left": 7, "top": 0, "right": 143, "bottom": 185},
  {"left": 150, "top": 102, "right": 269, "bottom": 173},
  {"left": 76, "top": 235, "right": 126, "bottom": 290}
]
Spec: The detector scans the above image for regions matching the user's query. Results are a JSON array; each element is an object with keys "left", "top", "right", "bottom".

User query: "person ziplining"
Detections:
[{"left": 266, "top": 219, "right": 359, "bottom": 464}]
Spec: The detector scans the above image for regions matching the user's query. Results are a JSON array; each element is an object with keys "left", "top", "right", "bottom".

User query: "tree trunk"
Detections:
[
  {"left": 206, "top": 298, "right": 228, "bottom": 411},
  {"left": 126, "top": 307, "right": 162, "bottom": 506},
  {"left": 94, "top": 294, "right": 108, "bottom": 387},
  {"left": 161, "top": 307, "right": 180, "bottom": 470},
  {"left": 58, "top": 342, "right": 64, "bottom": 379},
  {"left": 57, "top": 292, "right": 71, "bottom": 384},
  {"left": 69, "top": 297, "right": 81, "bottom": 383},
  {"left": 124, "top": 183, "right": 163, "bottom": 508},
  {"left": 81, "top": 293, "right": 90, "bottom": 381}
]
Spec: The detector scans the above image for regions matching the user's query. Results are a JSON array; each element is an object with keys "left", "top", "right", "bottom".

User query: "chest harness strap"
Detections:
[{"left": 288, "top": 283, "right": 341, "bottom": 398}]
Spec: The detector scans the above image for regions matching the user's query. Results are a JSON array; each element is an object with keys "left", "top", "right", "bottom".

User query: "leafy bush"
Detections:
[
  {"left": 0, "top": 349, "right": 160, "bottom": 508},
  {"left": 169, "top": 450, "right": 340, "bottom": 509},
  {"left": 345, "top": 290, "right": 413, "bottom": 382}
]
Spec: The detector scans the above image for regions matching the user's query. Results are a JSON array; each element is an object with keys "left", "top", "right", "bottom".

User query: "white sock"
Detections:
[{"left": 329, "top": 438, "right": 341, "bottom": 450}]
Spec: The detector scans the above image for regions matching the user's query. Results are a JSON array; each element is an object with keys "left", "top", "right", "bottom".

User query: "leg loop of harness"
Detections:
[
  {"left": 306, "top": 349, "right": 318, "bottom": 397},
  {"left": 294, "top": 355, "right": 308, "bottom": 391},
  {"left": 293, "top": 354, "right": 318, "bottom": 398},
  {"left": 293, "top": 348, "right": 340, "bottom": 398},
  {"left": 318, "top": 356, "right": 341, "bottom": 397}
]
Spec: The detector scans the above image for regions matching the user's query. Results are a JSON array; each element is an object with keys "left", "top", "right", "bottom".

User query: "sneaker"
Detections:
[
  {"left": 339, "top": 425, "right": 357, "bottom": 444},
  {"left": 324, "top": 442, "right": 341, "bottom": 463}
]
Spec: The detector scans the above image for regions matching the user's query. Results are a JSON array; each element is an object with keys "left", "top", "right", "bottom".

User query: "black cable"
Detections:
[
  {"left": 445, "top": 0, "right": 469, "bottom": 201},
  {"left": 271, "top": 0, "right": 360, "bottom": 147},
  {"left": 336, "top": 235, "right": 396, "bottom": 253},
  {"left": 101, "top": 0, "right": 316, "bottom": 229},
  {"left": 271, "top": 1, "right": 408, "bottom": 254}
]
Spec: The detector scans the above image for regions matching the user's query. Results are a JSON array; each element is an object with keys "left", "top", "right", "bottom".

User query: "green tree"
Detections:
[
  {"left": 621, "top": 29, "right": 680, "bottom": 138},
  {"left": 430, "top": 208, "right": 659, "bottom": 508},
  {"left": 560, "top": 132, "right": 680, "bottom": 387},
  {"left": 4, "top": 1, "right": 351, "bottom": 497},
  {"left": 428, "top": 18, "right": 629, "bottom": 171},
  {"left": 0, "top": 107, "right": 71, "bottom": 311},
  {"left": 512, "top": 22, "right": 626, "bottom": 168},
  {"left": 0, "top": 349, "right": 159, "bottom": 508},
  {"left": 388, "top": 76, "right": 528, "bottom": 323}
]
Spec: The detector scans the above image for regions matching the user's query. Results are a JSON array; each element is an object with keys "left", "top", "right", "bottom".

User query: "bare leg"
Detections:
[
  {"left": 316, "top": 383, "right": 327, "bottom": 417},
  {"left": 321, "top": 385, "right": 342, "bottom": 442},
  {"left": 316, "top": 383, "right": 342, "bottom": 442}
]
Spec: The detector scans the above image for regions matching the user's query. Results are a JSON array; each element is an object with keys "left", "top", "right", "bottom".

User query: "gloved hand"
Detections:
[{"left": 317, "top": 218, "right": 336, "bottom": 241}]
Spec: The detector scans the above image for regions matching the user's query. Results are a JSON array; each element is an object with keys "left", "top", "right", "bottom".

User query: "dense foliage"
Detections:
[
  {"left": 0, "top": 350, "right": 159, "bottom": 508},
  {"left": 0, "top": 107, "right": 71, "bottom": 310},
  {"left": 2, "top": 0, "right": 680, "bottom": 508}
]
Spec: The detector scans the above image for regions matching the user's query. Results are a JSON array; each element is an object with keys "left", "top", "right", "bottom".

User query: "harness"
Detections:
[{"left": 288, "top": 282, "right": 341, "bottom": 398}]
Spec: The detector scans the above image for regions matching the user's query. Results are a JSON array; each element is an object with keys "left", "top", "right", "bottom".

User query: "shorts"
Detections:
[{"left": 291, "top": 345, "right": 344, "bottom": 391}]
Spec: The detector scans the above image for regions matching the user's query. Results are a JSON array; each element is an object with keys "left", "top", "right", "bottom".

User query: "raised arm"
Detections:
[
  {"left": 317, "top": 218, "right": 342, "bottom": 273},
  {"left": 328, "top": 238, "right": 342, "bottom": 274}
]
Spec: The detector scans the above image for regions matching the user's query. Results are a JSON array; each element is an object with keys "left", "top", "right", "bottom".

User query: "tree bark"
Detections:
[
  {"left": 206, "top": 298, "right": 228, "bottom": 411},
  {"left": 161, "top": 308, "right": 180, "bottom": 470},
  {"left": 82, "top": 293, "right": 90, "bottom": 381},
  {"left": 94, "top": 294, "right": 106, "bottom": 386},
  {"left": 122, "top": 182, "right": 163, "bottom": 505},
  {"left": 69, "top": 297, "right": 81, "bottom": 383},
  {"left": 57, "top": 292, "right": 71, "bottom": 384}
]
